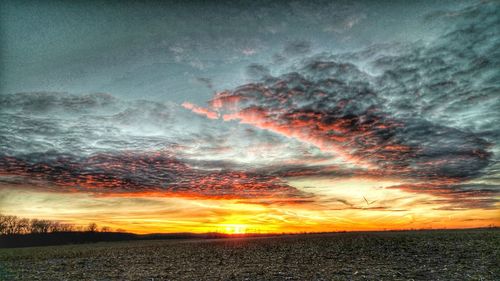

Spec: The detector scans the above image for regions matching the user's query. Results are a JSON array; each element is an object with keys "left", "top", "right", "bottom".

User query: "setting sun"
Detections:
[{"left": 222, "top": 225, "right": 247, "bottom": 234}]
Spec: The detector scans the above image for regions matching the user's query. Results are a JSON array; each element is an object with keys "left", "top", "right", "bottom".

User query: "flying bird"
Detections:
[{"left": 363, "top": 196, "right": 377, "bottom": 206}]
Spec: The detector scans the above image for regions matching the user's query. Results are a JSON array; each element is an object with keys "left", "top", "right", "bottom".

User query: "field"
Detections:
[{"left": 0, "top": 229, "right": 498, "bottom": 280}]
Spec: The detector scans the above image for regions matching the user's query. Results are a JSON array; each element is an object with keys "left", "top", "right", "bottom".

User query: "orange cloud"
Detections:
[{"left": 182, "top": 102, "right": 219, "bottom": 119}]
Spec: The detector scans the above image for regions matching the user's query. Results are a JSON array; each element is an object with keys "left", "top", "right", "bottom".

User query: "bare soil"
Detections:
[{"left": 0, "top": 229, "right": 498, "bottom": 280}]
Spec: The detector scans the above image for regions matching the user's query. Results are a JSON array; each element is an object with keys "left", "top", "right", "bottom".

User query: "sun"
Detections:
[{"left": 223, "top": 224, "right": 247, "bottom": 234}]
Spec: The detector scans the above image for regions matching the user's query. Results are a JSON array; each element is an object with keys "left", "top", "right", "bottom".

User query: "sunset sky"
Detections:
[{"left": 0, "top": 0, "right": 498, "bottom": 234}]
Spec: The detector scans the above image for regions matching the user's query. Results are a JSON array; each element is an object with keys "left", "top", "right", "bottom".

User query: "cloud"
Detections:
[
  {"left": 192, "top": 62, "right": 492, "bottom": 180},
  {"left": 0, "top": 92, "right": 318, "bottom": 201},
  {"left": 1, "top": 1, "right": 498, "bottom": 213},
  {"left": 386, "top": 183, "right": 499, "bottom": 210},
  {"left": 184, "top": 1, "right": 499, "bottom": 208},
  {"left": 182, "top": 102, "right": 218, "bottom": 119},
  {"left": 0, "top": 150, "right": 310, "bottom": 200}
]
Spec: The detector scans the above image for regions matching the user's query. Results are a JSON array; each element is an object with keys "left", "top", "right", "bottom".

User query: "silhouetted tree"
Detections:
[
  {"left": 100, "top": 226, "right": 111, "bottom": 232},
  {"left": 86, "top": 223, "right": 98, "bottom": 232},
  {"left": 57, "top": 223, "right": 75, "bottom": 232},
  {"left": 30, "top": 219, "right": 52, "bottom": 233},
  {"left": 0, "top": 215, "right": 18, "bottom": 235},
  {"left": 48, "top": 221, "right": 61, "bottom": 233},
  {"left": 0, "top": 213, "right": 103, "bottom": 235},
  {"left": 14, "top": 218, "right": 30, "bottom": 234}
]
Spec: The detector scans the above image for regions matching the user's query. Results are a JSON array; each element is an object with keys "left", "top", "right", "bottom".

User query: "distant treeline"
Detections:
[
  {"left": 0, "top": 213, "right": 136, "bottom": 248},
  {"left": 0, "top": 213, "right": 113, "bottom": 235},
  {"left": 0, "top": 213, "right": 272, "bottom": 248}
]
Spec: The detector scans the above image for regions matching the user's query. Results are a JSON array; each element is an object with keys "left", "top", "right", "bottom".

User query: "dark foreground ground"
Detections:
[{"left": 0, "top": 229, "right": 498, "bottom": 280}]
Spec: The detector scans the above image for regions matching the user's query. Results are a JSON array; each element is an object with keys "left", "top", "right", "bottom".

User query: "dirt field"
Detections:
[{"left": 0, "top": 229, "right": 498, "bottom": 280}]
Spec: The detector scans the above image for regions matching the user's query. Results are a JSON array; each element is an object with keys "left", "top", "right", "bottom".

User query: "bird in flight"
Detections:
[{"left": 363, "top": 196, "right": 377, "bottom": 206}]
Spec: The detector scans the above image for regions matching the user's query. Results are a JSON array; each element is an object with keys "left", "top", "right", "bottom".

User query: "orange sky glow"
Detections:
[{"left": 1, "top": 174, "right": 498, "bottom": 234}]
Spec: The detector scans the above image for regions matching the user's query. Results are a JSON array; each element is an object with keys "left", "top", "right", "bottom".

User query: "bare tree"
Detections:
[
  {"left": 86, "top": 222, "right": 98, "bottom": 232},
  {"left": 100, "top": 226, "right": 112, "bottom": 232},
  {"left": 0, "top": 215, "right": 5, "bottom": 234},
  {"left": 48, "top": 221, "right": 61, "bottom": 232},
  {"left": 75, "top": 225, "right": 85, "bottom": 232},
  {"left": 0, "top": 213, "right": 97, "bottom": 235},
  {"left": 30, "top": 219, "right": 52, "bottom": 233},
  {"left": 14, "top": 218, "right": 30, "bottom": 234},
  {"left": 58, "top": 223, "right": 75, "bottom": 232},
  {"left": 0, "top": 214, "right": 10, "bottom": 234},
  {"left": 0, "top": 215, "right": 19, "bottom": 235},
  {"left": 48, "top": 222, "right": 76, "bottom": 232}
]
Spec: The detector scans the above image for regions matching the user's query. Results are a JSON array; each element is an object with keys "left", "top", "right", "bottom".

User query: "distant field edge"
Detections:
[{"left": 1, "top": 227, "right": 498, "bottom": 249}]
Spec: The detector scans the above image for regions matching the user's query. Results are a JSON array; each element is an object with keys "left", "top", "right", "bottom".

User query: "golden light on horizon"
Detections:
[
  {"left": 222, "top": 224, "right": 247, "bottom": 234},
  {"left": 0, "top": 187, "right": 498, "bottom": 234}
]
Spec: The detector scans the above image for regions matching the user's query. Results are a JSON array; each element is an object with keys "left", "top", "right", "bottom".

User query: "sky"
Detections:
[{"left": 0, "top": 0, "right": 498, "bottom": 234}]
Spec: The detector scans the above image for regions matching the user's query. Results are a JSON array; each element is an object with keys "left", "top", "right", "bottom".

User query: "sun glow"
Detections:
[
  {"left": 1, "top": 188, "right": 498, "bottom": 234},
  {"left": 222, "top": 224, "right": 247, "bottom": 234}
]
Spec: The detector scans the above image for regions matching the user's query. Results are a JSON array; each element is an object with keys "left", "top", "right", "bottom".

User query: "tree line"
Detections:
[{"left": 0, "top": 214, "right": 114, "bottom": 235}]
